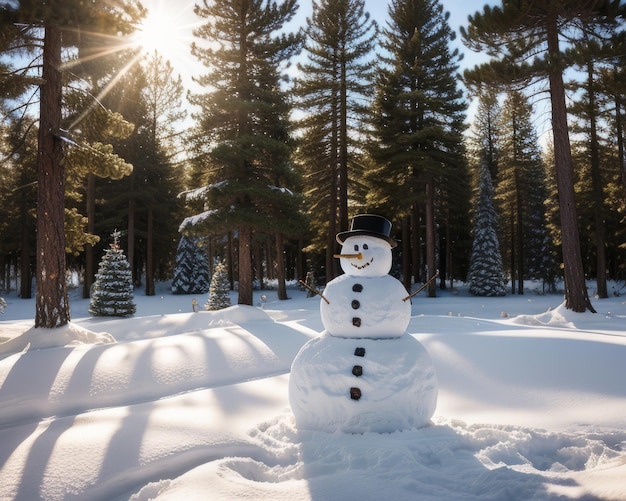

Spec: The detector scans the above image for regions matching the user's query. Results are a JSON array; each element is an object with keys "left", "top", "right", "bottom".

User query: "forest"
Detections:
[{"left": 1, "top": 0, "right": 625, "bottom": 327}]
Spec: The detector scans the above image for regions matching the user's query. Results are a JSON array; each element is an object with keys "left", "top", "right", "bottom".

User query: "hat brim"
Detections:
[{"left": 336, "top": 230, "right": 398, "bottom": 248}]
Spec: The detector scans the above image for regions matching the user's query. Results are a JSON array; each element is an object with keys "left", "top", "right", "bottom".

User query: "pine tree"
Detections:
[
  {"left": 172, "top": 235, "right": 211, "bottom": 294},
  {"left": 294, "top": 0, "right": 378, "bottom": 280},
  {"left": 468, "top": 161, "right": 507, "bottom": 297},
  {"left": 460, "top": 1, "right": 622, "bottom": 311},
  {"left": 367, "top": 0, "right": 466, "bottom": 295},
  {"left": 89, "top": 230, "right": 136, "bottom": 317},
  {"left": 205, "top": 261, "right": 231, "bottom": 311},
  {"left": 185, "top": 0, "right": 303, "bottom": 306},
  {"left": 0, "top": 0, "right": 144, "bottom": 327},
  {"left": 496, "top": 90, "right": 550, "bottom": 294}
]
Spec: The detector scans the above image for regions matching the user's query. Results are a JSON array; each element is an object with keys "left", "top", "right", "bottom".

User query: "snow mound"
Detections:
[
  {"left": 202, "top": 304, "right": 273, "bottom": 326},
  {"left": 0, "top": 322, "right": 115, "bottom": 355},
  {"left": 509, "top": 303, "right": 576, "bottom": 328}
]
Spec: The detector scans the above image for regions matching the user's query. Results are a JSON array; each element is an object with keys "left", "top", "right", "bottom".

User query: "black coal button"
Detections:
[
  {"left": 352, "top": 317, "right": 361, "bottom": 327},
  {"left": 352, "top": 283, "right": 363, "bottom": 292},
  {"left": 350, "top": 387, "right": 362, "bottom": 400},
  {"left": 352, "top": 365, "right": 363, "bottom": 377},
  {"left": 354, "top": 347, "right": 365, "bottom": 357},
  {"left": 351, "top": 299, "right": 360, "bottom": 309}
]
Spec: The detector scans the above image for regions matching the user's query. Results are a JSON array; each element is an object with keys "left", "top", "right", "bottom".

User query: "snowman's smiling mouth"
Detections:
[{"left": 351, "top": 257, "right": 373, "bottom": 270}]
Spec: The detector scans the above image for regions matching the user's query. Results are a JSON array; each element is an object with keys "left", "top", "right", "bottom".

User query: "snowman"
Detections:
[{"left": 289, "top": 214, "right": 438, "bottom": 433}]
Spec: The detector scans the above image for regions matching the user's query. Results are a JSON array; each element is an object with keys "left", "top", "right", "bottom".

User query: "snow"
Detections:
[{"left": 1, "top": 281, "right": 626, "bottom": 500}]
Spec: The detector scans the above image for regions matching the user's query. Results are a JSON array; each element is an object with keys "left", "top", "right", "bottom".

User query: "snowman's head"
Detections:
[{"left": 339, "top": 235, "right": 392, "bottom": 277}]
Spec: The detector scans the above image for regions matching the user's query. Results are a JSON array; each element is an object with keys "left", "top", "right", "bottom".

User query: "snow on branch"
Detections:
[
  {"left": 178, "top": 180, "right": 229, "bottom": 202},
  {"left": 179, "top": 209, "right": 219, "bottom": 232},
  {"left": 268, "top": 185, "right": 294, "bottom": 195}
]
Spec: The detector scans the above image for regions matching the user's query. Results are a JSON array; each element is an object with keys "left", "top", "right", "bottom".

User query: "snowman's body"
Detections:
[
  {"left": 289, "top": 223, "right": 438, "bottom": 434},
  {"left": 321, "top": 274, "right": 410, "bottom": 338}
]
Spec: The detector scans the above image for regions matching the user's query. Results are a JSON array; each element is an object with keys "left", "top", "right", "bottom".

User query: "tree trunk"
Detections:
[
  {"left": 439, "top": 219, "right": 447, "bottom": 290},
  {"left": 127, "top": 198, "right": 135, "bottom": 284},
  {"left": 402, "top": 215, "right": 411, "bottom": 292},
  {"left": 411, "top": 206, "right": 420, "bottom": 285},
  {"left": 615, "top": 66, "right": 626, "bottom": 200},
  {"left": 515, "top": 170, "right": 524, "bottom": 295},
  {"left": 326, "top": 168, "right": 338, "bottom": 282},
  {"left": 425, "top": 180, "right": 436, "bottom": 297},
  {"left": 238, "top": 225, "right": 253, "bottom": 305},
  {"left": 546, "top": 13, "right": 594, "bottom": 313},
  {"left": 588, "top": 60, "right": 607, "bottom": 299},
  {"left": 254, "top": 239, "right": 264, "bottom": 289},
  {"left": 20, "top": 189, "right": 32, "bottom": 299},
  {"left": 35, "top": 23, "right": 70, "bottom": 328},
  {"left": 275, "top": 232, "right": 287, "bottom": 300},
  {"left": 510, "top": 210, "right": 516, "bottom": 295},
  {"left": 227, "top": 231, "right": 234, "bottom": 290},
  {"left": 145, "top": 208, "right": 154, "bottom": 296},
  {"left": 83, "top": 173, "right": 95, "bottom": 298},
  {"left": 339, "top": 57, "right": 349, "bottom": 235}
]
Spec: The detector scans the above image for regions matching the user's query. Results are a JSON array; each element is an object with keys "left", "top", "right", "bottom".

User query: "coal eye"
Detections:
[
  {"left": 363, "top": 244, "right": 368, "bottom": 250},
  {"left": 354, "top": 244, "right": 358, "bottom": 251}
]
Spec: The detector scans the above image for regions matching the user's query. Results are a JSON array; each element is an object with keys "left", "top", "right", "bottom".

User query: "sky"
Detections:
[
  {"left": 138, "top": 0, "right": 497, "bottom": 78},
  {"left": 135, "top": 0, "right": 519, "bottom": 142},
  {"left": 1, "top": 278, "right": 626, "bottom": 500}
]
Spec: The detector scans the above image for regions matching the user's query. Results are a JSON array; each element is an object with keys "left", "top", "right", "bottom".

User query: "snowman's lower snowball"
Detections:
[{"left": 289, "top": 331, "right": 438, "bottom": 433}]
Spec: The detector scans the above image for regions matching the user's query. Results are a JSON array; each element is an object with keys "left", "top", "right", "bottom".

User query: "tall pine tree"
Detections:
[
  {"left": 0, "top": 0, "right": 143, "bottom": 327},
  {"left": 294, "top": 0, "right": 378, "bottom": 280},
  {"left": 367, "top": 0, "right": 466, "bottom": 295},
  {"left": 460, "top": 1, "right": 623, "bottom": 312},
  {"left": 186, "top": 0, "right": 302, "bottom": 305},
  {"left": 495, "top": 90, "right": 551, "bottom": 294}
]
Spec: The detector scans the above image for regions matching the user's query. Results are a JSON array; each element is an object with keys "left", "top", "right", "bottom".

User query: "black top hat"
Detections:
[{"left": 336, "top": 214, "right": 397, "bottom": 248}]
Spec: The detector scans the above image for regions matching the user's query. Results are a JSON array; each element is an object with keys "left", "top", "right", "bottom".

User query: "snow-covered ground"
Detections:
[{"left": 1, "top": 281, "right": 625, "bottom": 500}]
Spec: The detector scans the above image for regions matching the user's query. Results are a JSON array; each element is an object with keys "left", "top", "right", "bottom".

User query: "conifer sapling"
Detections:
[
  {"left": 89, "top": 230, "right": 136, "bottom": 317},
  {"left": 205, "top": 261, "right": 231, "bottom": 311}
]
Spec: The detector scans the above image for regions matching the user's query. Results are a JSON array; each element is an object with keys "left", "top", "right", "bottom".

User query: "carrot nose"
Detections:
[{"left": 333, "top": 252, "right": 363, "bottom": 259}]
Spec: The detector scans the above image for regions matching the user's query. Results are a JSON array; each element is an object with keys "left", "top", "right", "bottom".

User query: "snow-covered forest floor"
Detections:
[{"left": 1, "top": 280, "right": 625, "bottom": 500}]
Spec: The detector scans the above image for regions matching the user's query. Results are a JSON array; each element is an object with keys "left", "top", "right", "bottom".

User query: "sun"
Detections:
[
  {"left": 132, "top": 0, "right": 199, "bottom": 68},
  {"left": 136, "top": 10, "right": 173, "bottom": 55}
]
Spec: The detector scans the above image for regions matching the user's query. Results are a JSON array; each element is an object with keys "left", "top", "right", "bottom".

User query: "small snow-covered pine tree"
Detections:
[
  {"left": 205, "top": 261, "right": 231, "bottom": 311},
  {"left": 171, "top": 235, "right": 211, "bottom": 294},
  {"left": 0, "top": 297, "right": 6, "bottom": 315},
  {"left": 468, "top": 161, "right": 507, "bottom": 297},
  {"left": 89, "top": 230, "right": 136, "bottom": 317}
]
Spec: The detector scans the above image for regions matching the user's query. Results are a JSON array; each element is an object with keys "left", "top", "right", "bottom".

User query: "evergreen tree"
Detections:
[
  {"left": 568, "top": 34, "right": 622, "bottom": 299},
  {"left": 495, "top": 90, "right": 550, "bottom": 294},
  {"left": 205, "top": 261, "right": 231, "bottom": 311},
  {"left": 89, "top": 230, "right": 136, "bottom": 317},
  {"left": 460, "top": 1, "right": 623, "bottom": 312},
  {"left": 172, "top": 235, "right": 211, "bottom": 294},
  {"left": 294, "top": 0, "right": 378, "bottom": 280},
  {"left": 466, "top": 88, "right": 501, "bottom": 182},
  {"left": 94, "top": 54, "right": 186, "bottom": 295},
  {"left": 0, "top": 0, "right": 144, "bottom": 327},
  {"left": 186, "top": 0, "right": 303, "bottom": 305},
  {"left": 0, "top": 117, "right": 38, "bottom": 299},
  {"left": 367, "top": 0, "right": 466, "bottom": 295},
  {"left": 468, "top": 161, "right": 507, "bottom": 297}
]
